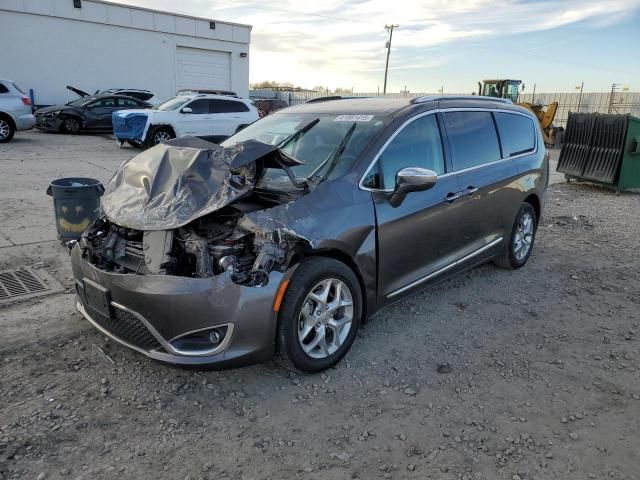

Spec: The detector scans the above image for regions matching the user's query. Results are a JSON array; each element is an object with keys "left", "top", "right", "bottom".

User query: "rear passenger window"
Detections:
[
  {"left": 210, "top": 100, "right": 249, "bottom": 113},
  {"left": 118, "top": 98, "right": 140, "bottom": 107},
  {"left": 377, "top": 114, "right": 445, "bottom": 189},
  {"left": 187, "top": 99, "right": 209, "bottom": 114},
  {"left": 443, "top": 111, "right": 501, "bottom": 171},
  {"left": 0, "top": 84, "right": 8, "bottom": 94},
  {"left": 494, "top": 112, "right": 535, "bottom": 157}
]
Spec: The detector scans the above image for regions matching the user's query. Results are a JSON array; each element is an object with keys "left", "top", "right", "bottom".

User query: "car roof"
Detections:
[
  {"left": 84, "top": 94, "right": 147, "bottom": 102},
  {"left": 281, "top": 95, "right": 529, "bottom": 117}
]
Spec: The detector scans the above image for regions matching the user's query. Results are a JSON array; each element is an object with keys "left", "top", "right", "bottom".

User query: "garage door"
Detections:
[{"left": 176, "top": 46, "right": 231, "bottom": 92}]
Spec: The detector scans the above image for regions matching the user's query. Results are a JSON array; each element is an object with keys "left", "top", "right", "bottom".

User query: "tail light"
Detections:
[{"left": 21, "top": 96, "right": 32, "bottom": 106}]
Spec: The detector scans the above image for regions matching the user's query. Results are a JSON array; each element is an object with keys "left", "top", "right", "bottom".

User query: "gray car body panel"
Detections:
[{"left": 71, "top": 96, "right": 547, "bottom": 367}]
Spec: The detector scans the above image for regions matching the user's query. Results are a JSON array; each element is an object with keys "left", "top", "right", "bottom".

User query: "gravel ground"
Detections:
[{"left": 1, "top": 131, "right": 639, "bottom": 480}]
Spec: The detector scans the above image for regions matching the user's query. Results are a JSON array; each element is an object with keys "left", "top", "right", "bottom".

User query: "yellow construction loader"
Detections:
[{"left": 478, "top": 79, "right": 559, "bottom": 145}]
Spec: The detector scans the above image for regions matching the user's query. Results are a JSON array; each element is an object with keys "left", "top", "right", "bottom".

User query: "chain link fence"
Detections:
[{"left": 250, "top": 89, "right": 640, "bottom": 127}]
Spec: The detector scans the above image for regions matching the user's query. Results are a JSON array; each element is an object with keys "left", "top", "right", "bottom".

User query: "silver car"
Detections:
[{"left": 0, "top": 79, "right": 36, "bottom": 143}]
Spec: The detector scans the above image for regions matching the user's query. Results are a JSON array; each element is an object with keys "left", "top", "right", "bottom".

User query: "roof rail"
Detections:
[
  {"left": 306, "top": 95, "right": 373, "bottom": 104},
  {"left": 411, "top": 95, "right": 513, "bottom": 104}
]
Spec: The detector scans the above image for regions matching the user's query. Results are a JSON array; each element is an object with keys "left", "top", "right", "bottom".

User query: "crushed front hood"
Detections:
[{"left": 101, "top": 137, "right": 301, "bottom": 230}]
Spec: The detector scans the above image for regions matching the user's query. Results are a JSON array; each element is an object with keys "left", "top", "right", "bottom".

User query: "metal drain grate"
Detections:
[{"left": 0, "top": 268, "right": 61, "bottom": 304}]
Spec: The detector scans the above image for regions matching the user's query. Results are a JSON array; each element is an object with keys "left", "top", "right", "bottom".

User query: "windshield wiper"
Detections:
[
  {"left": 305, "top": 122, "right": 357, "bottom": 183},
  {"left": 266, "top": 118, "right": 320, "bottom": 192},
  {"left": 276, "top": 117, "right": 320, "bottom": 149}
]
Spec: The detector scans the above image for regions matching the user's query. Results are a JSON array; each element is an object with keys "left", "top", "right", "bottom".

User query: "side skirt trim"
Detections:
[{"left": 387, "top": 237, "right": 503, "bottom": 298}]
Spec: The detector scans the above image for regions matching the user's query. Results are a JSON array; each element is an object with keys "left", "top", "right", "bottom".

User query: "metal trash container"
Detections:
[
  {"left": 46, "top": 178, "right": 104, "bottom": 241},
  {"left": 557, "top": 113, "right": 640, "bottom": 191}
]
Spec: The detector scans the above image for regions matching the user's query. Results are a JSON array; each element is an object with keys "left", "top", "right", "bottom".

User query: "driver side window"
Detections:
[{"left": 377, "top": 114, "right": 445, "bottom": 190}]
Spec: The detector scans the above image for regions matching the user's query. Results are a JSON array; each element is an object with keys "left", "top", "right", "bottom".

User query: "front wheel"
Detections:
[
  {"left": 277, "top": 257, "right": 362, "bottom": 373},
  {"left": 61, "top": 117, "right": 81, "bottom": 134},
  {"left": 147, "top": 127, "right": 175, "bottom": 146},
  {"left": 493, "top": 202, "right": 537, "bottom": 270}
]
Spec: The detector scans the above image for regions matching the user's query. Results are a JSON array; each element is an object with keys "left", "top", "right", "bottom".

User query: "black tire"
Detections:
[
  {"left": 60, "top": 116, "right": 81, "bottom": 134},
  {"left": 146, "top": 127, "right": 175, "bottom": 147},
  {"left": 277, "top": 257, "right": 363, "bottom": 373},
  {"left": 0, "top": 116, "right": 15, "bottom": 143},
  {"left": 235, "top": 124, "right": 249, "bottom": 133},
  {"left": 127, "top": 140, "right": 144, "bottom": 148},
  {"left": 493, "top": 202, "right": 537, "bottom": 270}
]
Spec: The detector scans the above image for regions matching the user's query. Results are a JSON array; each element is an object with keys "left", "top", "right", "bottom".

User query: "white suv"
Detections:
[
  {"left": 112, "top": 93, "right": 259, "bottom": 147},
  {"left": 0, "top": 79, "right": 36, "bottom": 143}
]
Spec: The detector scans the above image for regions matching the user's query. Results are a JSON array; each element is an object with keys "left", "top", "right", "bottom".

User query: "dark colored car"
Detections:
[
  {"left": 253, "top": 98, "right": 288, "bottom": 116},
  {"left": 70, "top": 96, "right": 547, "bottom": 372},
  {"left": 67, "top": 85, "right": 157, "bottom": 102},
  {"left": 35, "top": 95, "right": 150, "bottom": 133}
]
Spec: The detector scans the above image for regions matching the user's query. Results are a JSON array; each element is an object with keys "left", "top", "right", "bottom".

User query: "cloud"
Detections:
[{"left": 120, "top": 0, "right": 640, "bottom": 89}]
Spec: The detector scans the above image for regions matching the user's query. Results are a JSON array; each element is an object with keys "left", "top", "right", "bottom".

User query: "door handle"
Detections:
[
  {"left": 445, "top": 192, "right": 462, "bottom": 203},
  {"left": 462, "top": 186, "right": 479, "bottom": 197}
]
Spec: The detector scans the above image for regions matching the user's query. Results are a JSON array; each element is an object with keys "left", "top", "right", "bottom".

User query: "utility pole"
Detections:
[
  {"left": 383, "top": 24, "right": 398, "bottom": 94},
  {"left": 575, "top": 82, "right": 584, "bottom": 112}
]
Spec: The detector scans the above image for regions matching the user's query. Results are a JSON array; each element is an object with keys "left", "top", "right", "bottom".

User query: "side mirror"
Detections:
[
  {"left": 181, "top": 107, "right": 193, "bottom": 114},
  {"left": 389, "top": 167, "right": 437, "bottom": 207}
]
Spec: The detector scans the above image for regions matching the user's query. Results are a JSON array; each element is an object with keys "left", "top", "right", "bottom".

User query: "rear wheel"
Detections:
[
  {"left": 493, "top": 203, "right": 537, "bottom": 270},
  {"left": 61, "top": 116, "right": 81, "bottom": 134},
  {"left": 277, "top": 257, "right": 362, "bottom": 373},
  {"left": 147, "top": 127, "right": 174, "bottom": 146},
  {"left": 0, "top": 117, "right": 15, "bottom": 143}
]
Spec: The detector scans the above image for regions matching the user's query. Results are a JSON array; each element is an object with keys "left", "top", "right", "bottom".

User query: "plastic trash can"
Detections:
[{"left": 46, "top": 178, "right": 105, "bottom": 241}]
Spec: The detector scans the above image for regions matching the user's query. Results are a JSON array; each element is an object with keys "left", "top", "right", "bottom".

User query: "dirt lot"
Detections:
[{"left": 1, "top": 131, "right": 639, "bottom": 480}]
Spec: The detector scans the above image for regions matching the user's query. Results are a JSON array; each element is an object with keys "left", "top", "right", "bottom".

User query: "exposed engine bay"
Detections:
[
  {"left": 79, "top": 200, "right": 309, "bottom": 286},
  {"left": 77, "top": 137, "right": 324, "bottom": 286}
]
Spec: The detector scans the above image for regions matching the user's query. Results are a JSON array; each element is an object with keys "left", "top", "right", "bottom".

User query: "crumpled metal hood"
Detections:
[{"left": 101, "top": 137, "right": 300, "bottom": 230}]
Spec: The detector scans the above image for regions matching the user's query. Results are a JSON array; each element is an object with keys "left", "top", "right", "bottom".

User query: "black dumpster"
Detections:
[{"left": 46, "top": 178, "right": 104, "bottom": 241}]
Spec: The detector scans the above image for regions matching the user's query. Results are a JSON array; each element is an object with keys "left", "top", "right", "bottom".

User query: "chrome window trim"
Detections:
[
  {"left": 387, "top": 236, "right": 503, "bottom": 298},
  {"left": 168, "top": 324, "right": 235, "bottom": 357},
  {"left": 359, "top": 108, "right": 539, "bottom": 193}
]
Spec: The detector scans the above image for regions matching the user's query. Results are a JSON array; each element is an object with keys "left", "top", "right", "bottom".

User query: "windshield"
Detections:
[
  {"left": 221, "top": 113, "right": 387, "bottom": 189},
  {"left": 155, "top": 96, "right": 190, "bottom": 111},
  {"left": 67, "top": 96, "right": 97, "bottom": 107}
]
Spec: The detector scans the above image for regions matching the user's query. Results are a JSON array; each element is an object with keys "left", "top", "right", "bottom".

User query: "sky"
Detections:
[{"left": 119, "top": 0, "right": 640, "bottom": 93}]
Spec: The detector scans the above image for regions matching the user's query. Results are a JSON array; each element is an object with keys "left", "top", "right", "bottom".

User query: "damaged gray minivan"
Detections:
[{"left": 71, "top": 96, "right": 547, "bottom": 372}]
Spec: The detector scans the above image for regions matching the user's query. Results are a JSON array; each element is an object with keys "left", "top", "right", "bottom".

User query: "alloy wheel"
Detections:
[
  {"left": 0, "top": 120, "right": 10, "bottom": 140},
  {"left": 513, "top": 211, "right": 534, "bottom": 261},
  {"left": 298, "top": 278, "right": 354, "bottom": 359},
  {"left": 153, "top": 131, "right": 172, "bottom": 144},
  {"left": 64, "top": 118, "right": 80, "bottom": 133}
]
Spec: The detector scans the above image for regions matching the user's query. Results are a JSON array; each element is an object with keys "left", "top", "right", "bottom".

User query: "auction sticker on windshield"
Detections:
[{"left": 334, "top": 115, "right": 374, "bottom": 122}]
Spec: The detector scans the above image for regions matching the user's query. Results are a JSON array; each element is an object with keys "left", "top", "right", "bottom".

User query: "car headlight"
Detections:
[{"left": 45, "top": 111, "right": 61, "bottom": 118}]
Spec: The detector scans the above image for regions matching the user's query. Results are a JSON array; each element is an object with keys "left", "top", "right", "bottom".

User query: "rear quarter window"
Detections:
[
  {"left": 443, "top": 111, "right": 501, "bottom": 171},
  {"left": 0, "top": 84, "right": 8, "bottom": 94},
  {"left": 494, "top": 112, "right": 536, "bottom": 157}
]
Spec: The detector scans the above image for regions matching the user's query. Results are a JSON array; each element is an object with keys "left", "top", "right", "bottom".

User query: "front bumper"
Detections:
[{"left": 71, "top": 246, "right": 287, "bottom": 367}]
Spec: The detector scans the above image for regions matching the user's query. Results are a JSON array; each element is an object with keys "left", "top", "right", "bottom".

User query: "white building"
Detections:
[{"left": 0, "top": 0, "right": 252, "bottom": 105}]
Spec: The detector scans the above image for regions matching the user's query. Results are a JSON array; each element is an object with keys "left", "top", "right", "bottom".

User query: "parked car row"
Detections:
[{"left": 0, "top": 78, "right": 275, "bottom": 145}]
